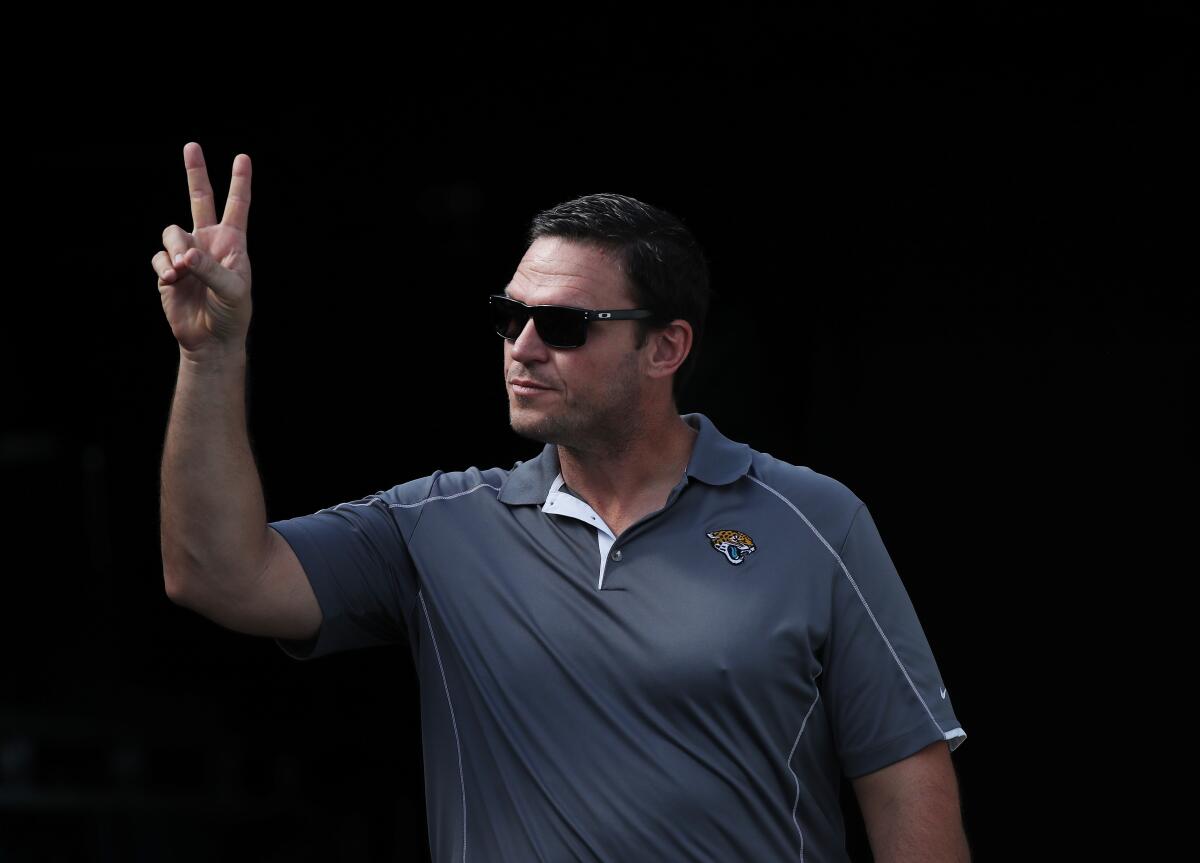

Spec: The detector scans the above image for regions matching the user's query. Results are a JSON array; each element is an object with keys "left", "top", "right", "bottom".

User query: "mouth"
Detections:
[
  {"left": 511, "top": 379, "right": 556, "bottom": 398},
  {"left": 511, "top": 380, "right": 553, "bottom": 396}
]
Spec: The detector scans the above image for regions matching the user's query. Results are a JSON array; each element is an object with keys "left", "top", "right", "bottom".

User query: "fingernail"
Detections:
[{"left": 174, "top": 253, "right": 184, "bottom": 264}]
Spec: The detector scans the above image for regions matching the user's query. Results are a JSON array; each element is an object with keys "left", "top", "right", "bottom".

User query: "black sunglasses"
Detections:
[{"left": 488, "top": 294, "right": 656, "bottom": 349}]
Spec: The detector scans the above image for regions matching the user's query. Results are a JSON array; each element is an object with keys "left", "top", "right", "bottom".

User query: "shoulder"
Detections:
[
  {"left": 372, "top": 464, "right": 509, "bottom": 508},
  {"left": 742, "top": 449, "right": 865, "bottom": 548}
]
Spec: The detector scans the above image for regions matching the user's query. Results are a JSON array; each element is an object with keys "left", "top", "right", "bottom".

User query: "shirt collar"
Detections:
[{"left": 497, "top": 412, "right": 753, "bottom": 506}]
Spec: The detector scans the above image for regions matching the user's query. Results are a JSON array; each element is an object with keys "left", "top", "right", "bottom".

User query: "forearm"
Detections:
[{"left": 160, "top": 347, "right": 270, "bottom": 607}]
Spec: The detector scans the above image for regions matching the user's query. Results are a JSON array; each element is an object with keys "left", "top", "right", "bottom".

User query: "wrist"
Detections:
[{"left": 179, "top": 343, "right": 248, "bottom": 374}]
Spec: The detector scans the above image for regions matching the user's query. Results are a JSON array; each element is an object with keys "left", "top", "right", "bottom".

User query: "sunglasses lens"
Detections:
[
  {"left": 490, "top": 297, "right": 585, "bottom": 348},
  {"left": 491, "top": 298, "right": 528, "bottom": 340},
  {"left": 535, "top": 307, "right": 585, "bottom": 348}
]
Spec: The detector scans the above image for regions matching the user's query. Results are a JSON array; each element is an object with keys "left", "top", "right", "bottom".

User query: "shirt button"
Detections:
[{"left": 611, "top": 549, "right": 623, "bottom": 561}]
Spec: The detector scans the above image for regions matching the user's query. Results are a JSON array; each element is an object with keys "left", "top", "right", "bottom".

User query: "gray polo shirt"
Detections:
[{"left": 269, "top": 412, "right": 966, "bottom": 863}]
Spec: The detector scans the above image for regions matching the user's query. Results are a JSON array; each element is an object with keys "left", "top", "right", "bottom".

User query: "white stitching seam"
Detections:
[
  {"left": 386, "top": 483, "right": 502, "bottom": 509},
  {"left": 315, "top": 482, "right": 502, "bottom": 513},
  {"left": 744, "top": 475, "right": 947, "bottom": 744},
  {"left": 419, "top": 589, "right": 468, "bottom": 863},
  {"left": 786, "top": 687, "right": 821, "bottom": 863}
]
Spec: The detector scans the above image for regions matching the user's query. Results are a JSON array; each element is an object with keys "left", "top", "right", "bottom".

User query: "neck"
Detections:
[{"left": 556, "top": 410, "right": 699, "bottom": 510}]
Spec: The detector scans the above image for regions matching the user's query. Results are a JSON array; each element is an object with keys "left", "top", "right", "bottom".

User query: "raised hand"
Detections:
[{"left": 152, "top": 142, "right": 253, "bottom": 360}]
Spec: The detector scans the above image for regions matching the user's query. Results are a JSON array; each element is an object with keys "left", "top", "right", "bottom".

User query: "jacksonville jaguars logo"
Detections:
[{"left": 706, "top": 529, "right": 757, "bottom": 565}]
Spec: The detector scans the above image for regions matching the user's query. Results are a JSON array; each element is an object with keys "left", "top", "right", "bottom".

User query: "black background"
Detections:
[{"left": 4, "top": 11, "right": 1192, "bottom": 861}]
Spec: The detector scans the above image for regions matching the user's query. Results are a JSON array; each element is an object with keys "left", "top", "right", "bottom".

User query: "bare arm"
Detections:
[
  {"left": 155, "top": 143, "right": 320, "bottom": 641},
  {"left": 850, "top": 740, "right": 972, "bottom": 863},
  {"left": 160, "top": 350, "right": 319, "bottom": 640}
]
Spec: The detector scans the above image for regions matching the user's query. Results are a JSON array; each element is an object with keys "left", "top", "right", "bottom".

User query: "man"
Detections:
[{"left": 156, "top": 142, "right": 970, "bottom": 862}]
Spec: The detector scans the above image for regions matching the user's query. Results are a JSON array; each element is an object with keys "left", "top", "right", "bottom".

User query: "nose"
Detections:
[{"left": 509, "top": 315, "right": 549, "bottom": 363}]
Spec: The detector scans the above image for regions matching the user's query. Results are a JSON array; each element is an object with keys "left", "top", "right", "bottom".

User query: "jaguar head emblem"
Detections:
[{"left": 706, "top": 529, "right": 757, "bottom": 565}]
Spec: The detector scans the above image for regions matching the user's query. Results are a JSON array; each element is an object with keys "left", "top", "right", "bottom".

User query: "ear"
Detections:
[{"left": 642, "top": 319, "right": 693, "bottom": 382}]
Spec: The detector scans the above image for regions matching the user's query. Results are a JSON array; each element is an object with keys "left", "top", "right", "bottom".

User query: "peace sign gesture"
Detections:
[{"left": 152, "top": 142, "right": 254, "bottom": 361}]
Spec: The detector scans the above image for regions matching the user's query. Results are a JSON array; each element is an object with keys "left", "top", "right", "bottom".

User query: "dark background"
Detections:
[{"left": 4, "top": 12, "right": 1191, "bottom": 861}]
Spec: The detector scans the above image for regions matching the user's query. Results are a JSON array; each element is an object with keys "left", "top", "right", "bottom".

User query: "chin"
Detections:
[{"left": 509, "top": 408, "right": 561, "bottom": 444}]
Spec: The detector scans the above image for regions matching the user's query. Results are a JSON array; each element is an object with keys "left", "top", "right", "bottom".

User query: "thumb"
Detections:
[{"left": 181, "top": 247, "right": 241, "bottom": 303}]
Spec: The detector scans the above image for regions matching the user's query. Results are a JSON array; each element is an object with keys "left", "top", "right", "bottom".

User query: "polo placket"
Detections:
[
  {"left": 541, "top": 470, "right": 691, "bottom": 590},
  {"left": 542, "top": 473, "right": 618, "bottom": 589}
]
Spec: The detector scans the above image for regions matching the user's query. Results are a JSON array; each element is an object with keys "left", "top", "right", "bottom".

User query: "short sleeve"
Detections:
[
  {"left": 822, "top": 503, "right": 967, "bottom": 779},
  {"left": 267, "top": 473, "right": 438, "bottom": 661}
]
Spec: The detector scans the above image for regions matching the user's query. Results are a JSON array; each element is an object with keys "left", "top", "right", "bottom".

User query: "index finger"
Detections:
[
  {"left": 183, "top": 142, "right": 218, "bottom": 230},
  {"left": 220, "top": 153, "right": 252, "bottom": 233}
]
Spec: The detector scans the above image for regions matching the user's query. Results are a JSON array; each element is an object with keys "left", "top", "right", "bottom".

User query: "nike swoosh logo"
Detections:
[{"left": 940, "top": 687, "right": 947, "bottom": 699}]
